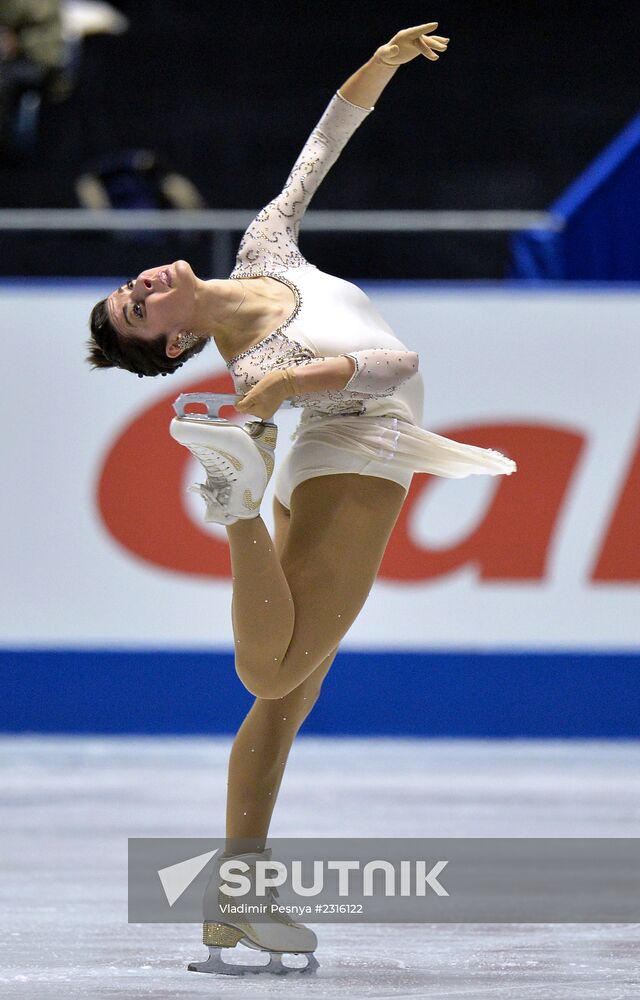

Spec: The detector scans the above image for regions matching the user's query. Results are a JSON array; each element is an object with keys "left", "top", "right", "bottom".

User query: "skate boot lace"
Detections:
[
  {"left": 187, "top": 446, "right": 238, "bottom": 509},
  {"left": 265, "top": 884, "right": 297, "bottom": 927}
]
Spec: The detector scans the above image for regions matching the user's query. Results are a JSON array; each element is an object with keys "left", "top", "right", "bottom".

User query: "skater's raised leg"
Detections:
[
  {"left": 227, "top": 514, "right": 296, "bottom": 680},
  {"left": 228, "top": 474, "right": 406, "bottom": 700}
]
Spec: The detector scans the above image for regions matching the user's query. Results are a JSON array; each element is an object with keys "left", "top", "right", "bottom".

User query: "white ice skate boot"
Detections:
[
  {"left": 188, "top": 848, "right": 319, "bottom": 976},
  {"left": 170, "top": 393, "right": 277, "bottom": 526}
]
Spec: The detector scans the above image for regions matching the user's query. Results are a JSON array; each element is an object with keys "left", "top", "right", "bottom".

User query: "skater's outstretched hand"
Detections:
[{"left": 375, "top": 23, "right": 449, "bottom": 67}]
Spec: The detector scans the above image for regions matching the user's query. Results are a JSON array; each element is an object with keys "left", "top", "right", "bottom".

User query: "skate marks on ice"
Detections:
[
  {"left": 1, "top": 736, "right": 640, "bottom": 998},
  {"left": 3, "top": 921, "right": 640, "bottom": 999}
]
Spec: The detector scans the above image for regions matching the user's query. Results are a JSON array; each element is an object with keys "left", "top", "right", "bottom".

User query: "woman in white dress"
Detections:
[{"left": 87, "top": 24, "right": 515, "bottom": 975}]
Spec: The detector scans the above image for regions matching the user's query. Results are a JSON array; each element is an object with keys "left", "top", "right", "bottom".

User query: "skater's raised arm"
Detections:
[
  {"left": 231, "top": 98, "right": 371, "bottom": 275},
  {"left": 338, "top": 21, "right": 449, "bottom": 109},
  {"left": 232, "top": 23, "right": 449, "bottom": 276}
]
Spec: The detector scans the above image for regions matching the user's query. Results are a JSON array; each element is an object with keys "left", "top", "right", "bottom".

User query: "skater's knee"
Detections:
[
  {"left": 252, "top": 675, "right": 295, "bottom": 700},
  {"left": 235, "top": 650, "right": 329, "bottom": 702},
  {"left": 235, "top": 662, "right": 283, "bottom": 700},
  {"left": 236, "top": 670, "right": 313, "bottom": 703},
  {"left": 260, "top": 673, "right": 325, "bottom": 704},
  {"left": 250, "top": 681, "right": 285, "bottom": 700}
]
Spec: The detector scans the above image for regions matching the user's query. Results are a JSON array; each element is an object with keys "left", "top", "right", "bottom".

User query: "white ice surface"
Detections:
[{"left": 1, "top": 736, "right": 640, "bottom": 998}]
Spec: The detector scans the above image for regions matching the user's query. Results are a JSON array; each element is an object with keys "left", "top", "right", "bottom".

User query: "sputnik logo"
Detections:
[{"left": 157, "top": 849, "right": 219, "bottom": 907}]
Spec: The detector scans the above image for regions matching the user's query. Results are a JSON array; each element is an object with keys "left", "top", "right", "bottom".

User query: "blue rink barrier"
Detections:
[
  {"left": 510, "top": 108, "right": 640, "bottom": 280},
  {"left": 2, "top": 649, "right": 639, "bottom": 737}
]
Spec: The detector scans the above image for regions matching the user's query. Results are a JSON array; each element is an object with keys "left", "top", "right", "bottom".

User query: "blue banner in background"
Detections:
[
  {"left": 3, "top": 649, "right": 639, "bottom": 737},
  {"left": 510, "top": 111, "right": 640, "bottom": 280}
]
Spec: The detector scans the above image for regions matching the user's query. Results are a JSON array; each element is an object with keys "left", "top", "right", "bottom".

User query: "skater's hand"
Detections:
[
  {"left": 235, "top": 370, "right": 289, "bottom": 420},
  {"left": 374, "top": 23, "right": 449, "bottom": 67}
]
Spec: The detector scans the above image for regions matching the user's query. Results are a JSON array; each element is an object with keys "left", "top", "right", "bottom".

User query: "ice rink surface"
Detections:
[{"left": 1, "top": 735, "right": 639, "bottom": 999}]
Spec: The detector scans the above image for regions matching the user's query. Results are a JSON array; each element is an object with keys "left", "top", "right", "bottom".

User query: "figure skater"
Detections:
[{"left": 87, "top": 22, "right": 516, "bottom": 975}]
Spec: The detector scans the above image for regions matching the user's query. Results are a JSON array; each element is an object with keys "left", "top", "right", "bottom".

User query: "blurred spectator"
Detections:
[
  {"left": 0, "top": 0, "right": 127, "bottom": 157},
  {"left": 63, "top": 1, "right": 127, "bottom": 42},
  {"left": 76, "top": 148, "right": 208, "bottom": 243}
]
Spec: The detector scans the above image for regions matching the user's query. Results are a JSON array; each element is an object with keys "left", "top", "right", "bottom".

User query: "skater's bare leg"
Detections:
[
  {"left": 227, "top": 474, "right": 406, "bottom": 700},
  {"left": 225, "top": 649, "right": 338, "bottom": 855},
  {"left": 226, "top": 496, "right": 337, "bottom": 854},
  {"left": 227, "top": 516, "right": 295, "bottom": 669}
]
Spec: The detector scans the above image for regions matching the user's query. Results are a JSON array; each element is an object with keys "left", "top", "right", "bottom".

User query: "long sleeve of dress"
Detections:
[
  {"left": 230, "top": 92, "right": 373, "bottom": 276},
  {"left": 340, "top": 349, "right": 420, "bottom": 397},
  {"left": 283, "top": 348, "right": 420, "bottom": 411}
]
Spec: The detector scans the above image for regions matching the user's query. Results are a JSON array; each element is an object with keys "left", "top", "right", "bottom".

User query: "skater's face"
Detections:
[{"left": 106, "top": 260, "right": 197, "bottom": 347}]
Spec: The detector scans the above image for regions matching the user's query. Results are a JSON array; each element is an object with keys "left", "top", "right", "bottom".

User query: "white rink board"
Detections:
[{"left": 1, "top": 281, "right": 639, "bottom": 650}]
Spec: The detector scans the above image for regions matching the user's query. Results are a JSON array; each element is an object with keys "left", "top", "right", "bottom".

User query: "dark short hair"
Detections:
[{"left": 86, "top": 297, "right": 208, "bottom": 378}]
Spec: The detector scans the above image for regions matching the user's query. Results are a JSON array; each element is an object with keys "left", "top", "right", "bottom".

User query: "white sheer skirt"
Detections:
[{"left": 273, "top": 413, "right": 517, "bottom": 510}]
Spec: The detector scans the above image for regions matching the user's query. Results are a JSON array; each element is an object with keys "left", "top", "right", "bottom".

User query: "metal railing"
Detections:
[{"left": 0, "top": 209, "right": 562, "bottom": 276}]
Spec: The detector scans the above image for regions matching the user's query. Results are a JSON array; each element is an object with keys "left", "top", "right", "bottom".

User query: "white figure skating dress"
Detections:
[{"left": 227, "top": 91, "right": 517, "bottom": 508}]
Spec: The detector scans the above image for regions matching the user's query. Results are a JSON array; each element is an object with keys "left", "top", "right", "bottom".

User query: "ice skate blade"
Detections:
[
  {"left": 173, "top": 393, "right": 238, "bottom": 423},
  {"left": 188, "top": 946, "right": 319, "bottom": 976},
  {"left": 173, "top": 391, "right": 292, "bottom": 423}
]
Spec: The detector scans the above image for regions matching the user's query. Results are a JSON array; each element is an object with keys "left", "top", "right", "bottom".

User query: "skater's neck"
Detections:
[{"left": 194, "top": 277, "right": 297, "bottom": 363}]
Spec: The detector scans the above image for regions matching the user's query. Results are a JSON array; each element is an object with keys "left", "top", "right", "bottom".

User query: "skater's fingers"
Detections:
[
  {"left": 399, "top": 22, "right": 438, "bottom": 38},
  {"left": 419, "top": 36, "right": 439, "bottom": 59}
]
